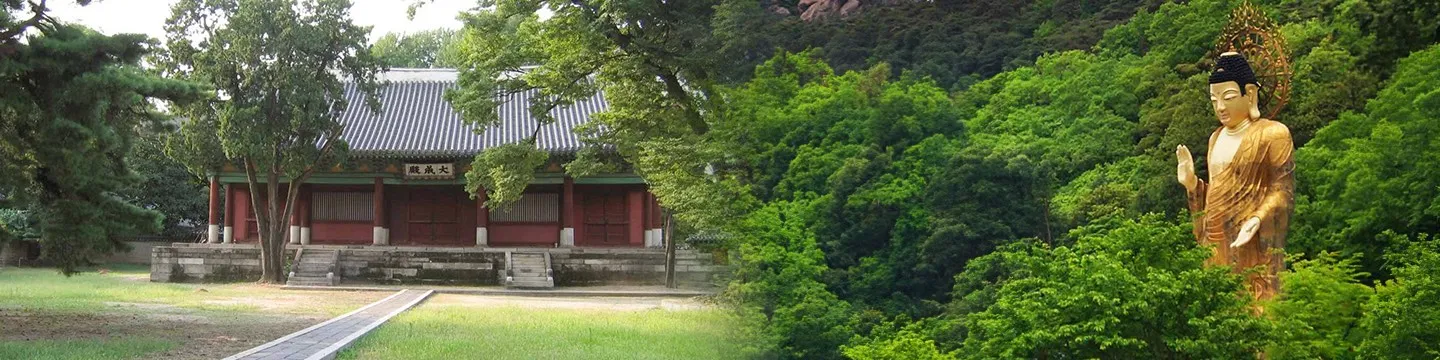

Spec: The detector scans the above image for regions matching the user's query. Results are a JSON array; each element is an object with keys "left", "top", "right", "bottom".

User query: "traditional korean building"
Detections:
[
  {"left": 202, "top": 69, "right": 665, "bottom": 250},
  {"left": 155, "top": 69, "right": 725, "bottom": 288}
]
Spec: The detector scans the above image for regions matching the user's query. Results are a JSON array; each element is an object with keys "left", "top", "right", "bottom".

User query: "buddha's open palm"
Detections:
[{"left": 1176, "top": 145, "right": 1198, "bottom": 190}]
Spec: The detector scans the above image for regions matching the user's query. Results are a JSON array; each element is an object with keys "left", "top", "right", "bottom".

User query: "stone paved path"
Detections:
[{"left": 224, "top": 289, "right": 433, "bottom": 360}]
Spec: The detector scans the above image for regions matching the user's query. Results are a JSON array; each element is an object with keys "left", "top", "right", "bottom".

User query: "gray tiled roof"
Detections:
[{"left": 338, "top": 69, "right": 606, "bottom": 158}]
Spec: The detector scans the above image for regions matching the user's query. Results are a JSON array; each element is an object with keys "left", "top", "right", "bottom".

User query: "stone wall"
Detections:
[
  {"left": 150, "top": 245, "right": 274, "bottom": 282},
  {"left": 337, "top": 248, "right": 503, "bottom": 286},
  {"left": 149, "top": 245, "right": 728, "bottom": 289},
  {"left": 0, "top": 241, "right": 32, "bottom": 267},
  {"left": 551, "top": 248, "right": 727, "bottom": 288},
  {"left": 106, "top": 241, "right": 168, "bottom": 264}
]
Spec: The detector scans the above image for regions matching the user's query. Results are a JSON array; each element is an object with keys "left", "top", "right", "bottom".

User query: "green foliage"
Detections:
[
  {"left": 372, "top": 29, "right": 462, "bottom": 68},
  {"left": 1051, "top": 156, "right": 1177, "bottom": 228},
  {"left": 1285, "top": 39, "right": 1380, "bottom": 145},
  {"left": 449, "top": 0, "right": 751, "bottom": 231},
  {"left": 842, "top": 329, "right": 956, "bottom": 360},
  {"left": 463, "top": 142, "right": 547, "bottom": 208},
  {"left": 441, "top": 1, "right": 1440, "bottom": 359},
  {"left": 0, "top": 3, "right": 206, "bottom": 272},
  {"left": 719, "top": 50, "right": 974, "bottom": 307},
  {"left": 952, "top": 215, "right": 1272, "bottom": 359},
  {"left": 959, "top": 50, "right": 1140, "bottom": 181},
  {"left": 714, "top": 0, "right": 1165, "bottom": 89},
  {"left": 726, "top": 200, "right": 853, "bottom": 359},
  {"left": 1267, "top": 252, "right": 1371, "bottom": 359},
  {"left": 160, "top": 0, "right": 382, "bottom": 282},
  {"left": 0, "top": 208, "right": 38, "bottom": 242},
  {"left": 118, "top": 135, "right": 208, "bottom": 240},
  {"left": 1356, "top": 234, "right": 1440, "bottom": 358},
  {"left": 1291, "top": 43, "right": 1440, "bottom": 280}
]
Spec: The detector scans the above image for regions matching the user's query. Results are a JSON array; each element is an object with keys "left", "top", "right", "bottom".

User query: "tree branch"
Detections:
[{"left": 0, "top": 0, "right": 51, "bottom": 42}]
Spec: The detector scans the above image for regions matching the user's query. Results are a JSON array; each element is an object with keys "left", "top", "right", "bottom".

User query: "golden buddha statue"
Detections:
[{"left": 1175, "top": 52, "right": 1294, "bottom": 301}]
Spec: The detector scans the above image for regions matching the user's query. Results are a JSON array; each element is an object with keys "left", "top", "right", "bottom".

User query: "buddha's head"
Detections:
[{"left": 1208, "top": 52, "right": 1262, "bottom": 128}]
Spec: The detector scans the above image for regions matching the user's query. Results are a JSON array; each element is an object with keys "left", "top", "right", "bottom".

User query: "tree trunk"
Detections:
[{"left": 246, "top": 160, "right": 297, "bottom": 284}]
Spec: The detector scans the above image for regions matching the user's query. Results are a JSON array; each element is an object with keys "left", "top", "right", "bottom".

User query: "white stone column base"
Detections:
[
  {"left": 476, "top": 227, "right": 488, "bottom": 247},
  {"left": 222, "top": 226, "right": 234, "bottom": 243},
  {"left": 373, "top": 227, "right": 389, "bottom": 245},
  {"left": 559, "top": 227, "right": 575, "bottom": 247},
  {"left": 643, "top": 229, "right": 657, "bottom": 248},
  {"left": 289, "top": 225, "right": 301, "bottom": 244},
  {"left": 652, "top": 228, "right": 665, "bottom": 248},
  {"left": 300, "top": 227, "right": 312, "bottom": 245},
  {"left": 207, "top": 224, "right": 220, "bottom": 244}
]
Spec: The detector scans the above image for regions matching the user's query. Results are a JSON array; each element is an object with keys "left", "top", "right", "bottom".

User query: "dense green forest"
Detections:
[{"left": 700, "top": 0, "right": 1440, "bottom": 358}]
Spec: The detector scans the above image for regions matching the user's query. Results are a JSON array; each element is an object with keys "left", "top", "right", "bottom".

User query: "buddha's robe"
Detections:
[{"left": 1185, "top": 119, "right": 1294, "bottom": 301}]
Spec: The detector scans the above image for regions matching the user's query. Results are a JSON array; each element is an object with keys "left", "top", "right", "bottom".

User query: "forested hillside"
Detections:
[
  {"left": 700, "top": 0, "right": 1440, "bottom": 358},
  {"left": 715, "top": 0, "right": 1171, "bottom": 89}
]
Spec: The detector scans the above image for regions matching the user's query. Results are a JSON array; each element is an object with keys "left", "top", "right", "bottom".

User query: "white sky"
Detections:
[{"left": 47, "top": 0, "right": 477, "bottom": 42}]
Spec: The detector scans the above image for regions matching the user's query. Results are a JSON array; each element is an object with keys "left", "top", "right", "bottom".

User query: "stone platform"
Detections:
[{"left": 150, "top": 243, "right": 727, "bottom": 289}]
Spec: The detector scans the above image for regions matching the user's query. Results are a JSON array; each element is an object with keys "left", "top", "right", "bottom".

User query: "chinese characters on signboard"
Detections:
[{"left": 404, "top": 163, "right": 455, "bottom": 179}]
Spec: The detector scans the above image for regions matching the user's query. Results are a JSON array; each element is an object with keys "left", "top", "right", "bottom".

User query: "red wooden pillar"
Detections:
[
  {"left": 223, "top": 183, "right": 235, "bottom": 243},
  {"left": 373, "top": 178, "right": 388, "bottom": 245},
  {"left": 561, "top": 177, "right": 575, "bottom": 247},
  {"left": 475, "top": 187, "right": 488, "bottom": 247},
  {"left": 207, "top": 176, "right": 220, "bottom": 243}
]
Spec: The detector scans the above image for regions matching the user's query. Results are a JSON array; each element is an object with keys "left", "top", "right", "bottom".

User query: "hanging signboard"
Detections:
[{"left": 404, "top": 163, "right": 455, "bottom": 179}]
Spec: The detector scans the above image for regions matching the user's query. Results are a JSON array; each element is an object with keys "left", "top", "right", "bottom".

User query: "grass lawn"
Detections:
[
  {"left": 0, "top": 264, "right": 384, "bottom": 359},
  {"left": 339, "top": 295, "right": 746, "bottom": 360},
  {"left": 0, "top": 264, "right": 366, "bottom": 315}
]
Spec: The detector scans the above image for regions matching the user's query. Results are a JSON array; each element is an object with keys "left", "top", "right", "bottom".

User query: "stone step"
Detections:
[
  {"left": 288, "top": 281, "right": 334, "bottom": 287},
  {"left": 511, "top": 272, "right": 548, "bottom": 278},
  {"left": 507, "top": 280, "right": 553, "bottom": 288},
  {"left": 294, "top": 264, "right": 332, "bottom": 272},
  {"left": 287, "top": 278, "right": 334, "bottom": 286}
]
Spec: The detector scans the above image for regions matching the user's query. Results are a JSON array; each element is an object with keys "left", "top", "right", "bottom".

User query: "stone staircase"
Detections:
[
  {"left": 287, "top": 249, "right": 340, "bottom": 286},
  {"left": 505, "top": 252, "right": 553, "bottom": 288}
]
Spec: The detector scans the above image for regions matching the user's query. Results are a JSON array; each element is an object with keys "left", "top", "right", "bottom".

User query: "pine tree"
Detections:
[{"left": 0, "top": 1, "right": 205, "bottom": 273}]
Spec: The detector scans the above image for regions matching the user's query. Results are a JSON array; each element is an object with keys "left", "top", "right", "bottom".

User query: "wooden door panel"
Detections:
[
  {"left": 580, "top": 191, "right": 630, "bottom": 246},
  {"left": 407, "top": 188, "right": 461, "bottom": 245},
  {"left": 604, "top": 195, "right": 626, "bottom": 223}
]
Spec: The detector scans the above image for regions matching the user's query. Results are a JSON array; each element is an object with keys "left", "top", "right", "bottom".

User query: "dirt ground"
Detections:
[{"left": 0, "top": 288, "right": 386, "bottom": 360}]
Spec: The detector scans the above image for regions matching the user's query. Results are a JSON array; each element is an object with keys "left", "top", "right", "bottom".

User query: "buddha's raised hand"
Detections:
[{"left": 1176, "top": 144, "right": 1198, "bottom": 191}]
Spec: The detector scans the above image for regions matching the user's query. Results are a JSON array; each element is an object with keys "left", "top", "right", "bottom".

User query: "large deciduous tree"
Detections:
[
  {"left": 447, "top": 0, "right": 752, "bottom": 228},
  {"left": 372, "top": 28, "right": 462, "bottom": 68},
  {"left": 0, "top": 0, "right": 205, "bottom": 273},
  {"left": 159, "top": 0, "right": 381, "bottom": 283}
]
